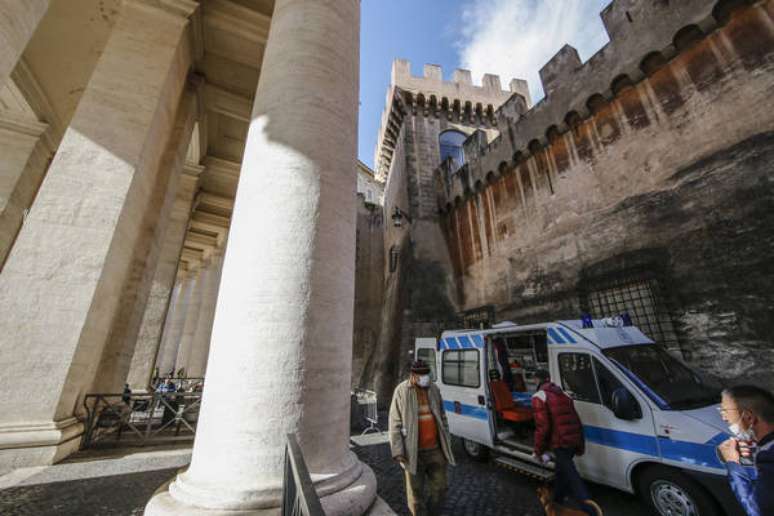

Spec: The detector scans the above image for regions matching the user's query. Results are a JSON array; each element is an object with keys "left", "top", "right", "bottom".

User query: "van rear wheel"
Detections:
[
  {"left": 636, "top": 467, "right": 719, "bottom": 516},
  {"left": 462, "top": 438, "right": 488, "bottom": 461}
]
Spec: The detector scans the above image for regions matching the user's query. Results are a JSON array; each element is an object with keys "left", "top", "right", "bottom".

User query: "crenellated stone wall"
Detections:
[{"left": 435, "top": 0, "right": 774, "bottom": 388}]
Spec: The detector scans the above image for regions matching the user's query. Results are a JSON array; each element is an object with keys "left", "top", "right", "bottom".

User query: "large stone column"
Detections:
[
  {"left": 187, "top": 250, "right": 225, "bottom": 378},
  {"left": 174, "top": 265, "right": 204, "bottom": 376},
  {"left": 0, "top": 0, "right": 49, "bottom": 89},
  {"left": 0, "top": 112, "right": 52, "bottom": 267},
  {"left": 155, "top": 269, "right": 195, "bottom": 377},
  {"left": 126, "top": 163, "right": 201, "bottom": 391},
  {"left": 147, "top": 0, "right": 375, "bottom": 514},
  {"left": 91, "top": 87, "right": 199, "bottom": 395},
  {"left": 0, "top": 0, "right": 197, "bottom": 469}
]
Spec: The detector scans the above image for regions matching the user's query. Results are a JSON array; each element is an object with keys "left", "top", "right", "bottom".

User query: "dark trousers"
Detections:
[
  {"left": 553, "top": 447, "right": 591, "bottom": 507},
  {"left": 404, "top": 448, "right": 448, "bottom": 516}
]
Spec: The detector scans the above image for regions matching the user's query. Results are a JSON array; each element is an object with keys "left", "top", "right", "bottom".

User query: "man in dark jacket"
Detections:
[
  {"left": 532, "top": 369, "right": 595, "bottom": 515},
  {"left": 718, "top": 385, "right": 774, "bottom": 516}
]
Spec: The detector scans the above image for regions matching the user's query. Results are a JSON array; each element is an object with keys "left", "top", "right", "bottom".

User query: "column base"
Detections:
[
  {"left": 0, "top": 418, "right": 84, "bottom": 471},
  {"left": 146, "top": 458, "right": 377, "bottom": 516}
]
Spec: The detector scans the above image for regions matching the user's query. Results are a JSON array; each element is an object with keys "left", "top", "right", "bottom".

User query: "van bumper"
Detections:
[{"left": 682, "top": 469, "right": 745, "bottom": 516}]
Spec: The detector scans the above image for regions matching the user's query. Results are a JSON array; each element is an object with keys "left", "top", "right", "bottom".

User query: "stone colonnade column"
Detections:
[
  {"left": 187, "top": 249, "right": 225, "bottom": 378},
  {"left": 91, "top": 86, "right": 199, "bottom": 395},
  {"left": 155, "top": 269, "right": 194, "bottom": 377},
  {"left": 0, "top": 0, "right": 49, "bottom": 89},
  {"left": 147, "top": 0, "right": 375, "bottom": 514},
  {"left": 126, "top": 163, "right": 202, "bottom": 391},
  {"left": 0, "top": 113, "right": 51, "bottom": 266},
  {"left": 0, "top": 0, "right": 198, "bottom": 469},
  {"left": 174, "top": 264, "right": 205, "bottom": 376}
]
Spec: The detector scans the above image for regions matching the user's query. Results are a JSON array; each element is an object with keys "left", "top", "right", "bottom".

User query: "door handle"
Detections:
[{"left": 477, "top": 395, "right": 485, "bottom": 406}]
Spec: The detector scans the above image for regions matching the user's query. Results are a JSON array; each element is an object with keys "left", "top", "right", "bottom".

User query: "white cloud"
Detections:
[{"left": 455, "top": 0, "right": 613, "bottom": 103}]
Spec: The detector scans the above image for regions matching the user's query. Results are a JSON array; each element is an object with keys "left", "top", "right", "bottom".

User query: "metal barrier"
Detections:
[
  {"left": 281, "top": 433, "right": 325, "bottom": 516},
  {"left": 150, "top": 376, "right": 204, "bottom": 392},
  {"left": 81, "top": 391, "right": 203, "bottom": 449},
  {"left": 353, "top": 388, "right": 380, "bottom": 435}
]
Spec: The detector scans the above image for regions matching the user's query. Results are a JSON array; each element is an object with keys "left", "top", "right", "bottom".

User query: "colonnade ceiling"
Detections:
[
  {"left": 185, "top": 0, "right": 272, "bottom": 270},
  {"left": 12, "top": 0, "right": 273, "bottom": 271}
]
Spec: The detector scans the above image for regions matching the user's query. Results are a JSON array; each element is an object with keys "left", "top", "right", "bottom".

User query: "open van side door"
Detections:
[
  {"left": 436, "top": 334, "right": 493, "bottom": 447},
  {"left": 414, "top": 338, "right": 439, "bottom": 382}
]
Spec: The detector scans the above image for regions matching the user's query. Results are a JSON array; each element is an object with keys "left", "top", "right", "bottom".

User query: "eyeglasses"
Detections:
[{"left": 717, "top": 407, "right": 740, "bottom": 414}]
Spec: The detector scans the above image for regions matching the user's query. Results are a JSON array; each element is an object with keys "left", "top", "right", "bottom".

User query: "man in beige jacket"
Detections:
[{"left": 389, "top": 359, "right": 455, "bottom": 515}]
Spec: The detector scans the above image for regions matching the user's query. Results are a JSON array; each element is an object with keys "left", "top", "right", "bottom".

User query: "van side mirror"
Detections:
[{"left": 611, "top": 387, "right": 642, "bottom": 420}]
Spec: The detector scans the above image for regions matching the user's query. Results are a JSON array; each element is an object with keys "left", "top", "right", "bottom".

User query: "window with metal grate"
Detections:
[{"left": 586, "top": 277, "right": 681, "bottom": 355}]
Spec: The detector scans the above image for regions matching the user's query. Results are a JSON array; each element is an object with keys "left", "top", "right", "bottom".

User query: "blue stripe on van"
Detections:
[
  {"left": 443, "top": 400, "right": 489, "bottom": 421},
  {"left": 659, "top": 434, "right": 725, "bottom": 469},
  {"left": 584, "top": 426, "right": 725, "bottom": 470},
  {"left": 583, "top": 425, "right": 660, "bottom": 456},
  {"left": 447, "top": 403, "right": 728, "bottom": 471},
  {"left": 557, "top": 327, "right": 577, "bottom": 344},
  {"left": 472, "top": 334, "right": 484, "bottom": 348},
  {"left": 547, "top": 327, "right": 566, "bottom": 344},
  {"left": 458, "top": 336, "right": 473, "bottom": 349}
]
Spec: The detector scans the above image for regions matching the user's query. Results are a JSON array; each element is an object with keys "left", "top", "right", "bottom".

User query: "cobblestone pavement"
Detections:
[
  {"left": 0, "top": 438, "right": 651, "bottom": 515},
  {"left": 352, "top": 434, "right": 651, "bottom": 516}
]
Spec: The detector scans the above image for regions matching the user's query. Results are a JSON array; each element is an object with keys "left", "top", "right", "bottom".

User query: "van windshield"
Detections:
[{"left": 603, "top": 345, "right": 721, "bottom": 410}]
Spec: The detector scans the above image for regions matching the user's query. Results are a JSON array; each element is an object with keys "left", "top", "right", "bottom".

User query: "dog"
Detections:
[{"left": 536, "top": 484, "right": 603, "bottom": 516}]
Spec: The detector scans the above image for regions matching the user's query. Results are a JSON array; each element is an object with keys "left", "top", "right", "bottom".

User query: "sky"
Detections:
[{"left": 358, "top": 0, "right": 613, "bottom": 168}]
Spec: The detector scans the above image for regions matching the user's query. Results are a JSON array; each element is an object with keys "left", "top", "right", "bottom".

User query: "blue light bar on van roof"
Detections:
[{"left": 581, "top": 313, "right": 593, "bottom": 329}]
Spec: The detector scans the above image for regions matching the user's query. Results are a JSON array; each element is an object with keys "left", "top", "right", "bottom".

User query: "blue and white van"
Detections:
[{"left": 415, "top": 318, "right": 744, "bottom": 516}]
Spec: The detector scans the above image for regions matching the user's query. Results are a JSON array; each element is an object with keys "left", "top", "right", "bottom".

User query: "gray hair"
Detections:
[{"left": 723, "top": 385, "right": 774, "bottom": 423}]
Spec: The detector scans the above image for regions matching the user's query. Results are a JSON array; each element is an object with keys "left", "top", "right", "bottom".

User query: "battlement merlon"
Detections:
[
  {"left": 389, "top": 58, "right": 527, "bottom": 110},
  {"left": 509, "top": 79, "right": 531, "bottom": 109},
  {"left": 539, "top": 45, "right": 582, "bottom": 99},
  {"left": 535, "top": 0, "right": 716, "bottom": 99}
]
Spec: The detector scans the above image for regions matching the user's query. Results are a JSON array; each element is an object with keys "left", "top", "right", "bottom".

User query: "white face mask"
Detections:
[
  {"left": 729, "top": 420, "right": 755, "bottom": 441},
  {"left": 417, "top": 375, "right": 431, "bottom": 388}
]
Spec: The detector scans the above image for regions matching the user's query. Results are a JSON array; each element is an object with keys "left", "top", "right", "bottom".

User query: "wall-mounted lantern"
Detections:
[{"left": 391, "top": 206, "right": 413, "bottom": 228}]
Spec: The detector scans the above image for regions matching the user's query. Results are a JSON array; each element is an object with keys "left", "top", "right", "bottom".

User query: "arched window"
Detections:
[{"left": 439, "top": 130, "right": 467, "bottom": 170}]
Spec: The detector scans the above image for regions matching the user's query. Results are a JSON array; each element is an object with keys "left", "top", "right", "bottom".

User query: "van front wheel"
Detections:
[
  {"left": 462, "top": 438, "right": 488, "bottom": 461},
  {"left": 637, "top": 467, "right": 719, "bottom": 516}
]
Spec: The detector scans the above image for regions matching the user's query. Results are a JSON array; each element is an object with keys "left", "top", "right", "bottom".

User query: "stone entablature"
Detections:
[{"left": 373, "top": 59, "right": 529, "bottom": 181}]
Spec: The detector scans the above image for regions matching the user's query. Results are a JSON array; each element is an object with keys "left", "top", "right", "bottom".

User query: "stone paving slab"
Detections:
[{"left": 0, "top": 445, "right": 192, "bottom": 516}]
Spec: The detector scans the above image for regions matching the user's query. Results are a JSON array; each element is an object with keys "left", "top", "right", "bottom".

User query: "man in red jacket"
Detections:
[{"left": 532, "top": 369, "right": 596, "bottom": 515}]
